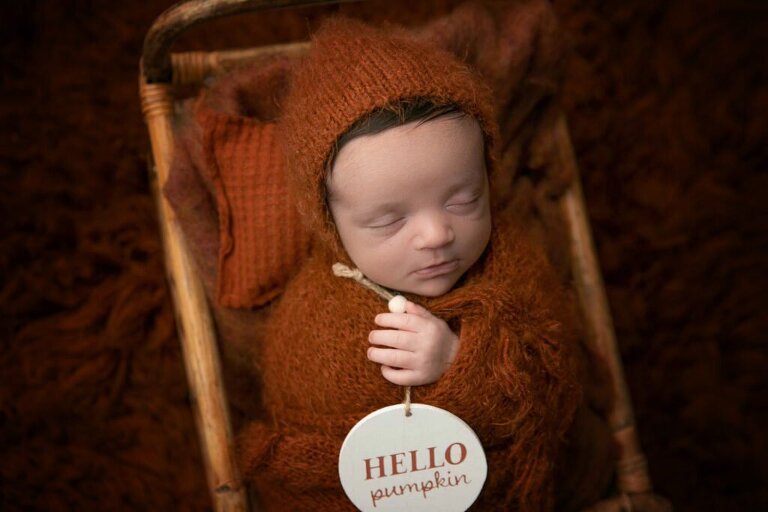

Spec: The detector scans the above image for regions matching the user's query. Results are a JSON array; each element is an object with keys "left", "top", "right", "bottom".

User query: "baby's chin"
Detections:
[{"left": 385, "top": 273, "right": 463, "bottom": 298}]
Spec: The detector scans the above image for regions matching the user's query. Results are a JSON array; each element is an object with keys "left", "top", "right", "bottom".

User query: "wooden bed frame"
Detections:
[{"left": 139, "top": 1, "right": 662, "bottom": 510}]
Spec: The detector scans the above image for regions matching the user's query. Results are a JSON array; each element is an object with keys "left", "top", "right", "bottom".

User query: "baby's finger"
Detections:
[
  {"left": 367, "top": 347, "right": 416, "bottom": 370},
  {"left": 369, "top": 329, "right": 417, "bottom": 351},
  {"left": 374, "top": 311, "right": 429, "bottom": 332},
  {"left": 404, "top": 300, "right": 433, "bottom": 318},
  {"left": 380, "top": 366, "right": 421, "bottom": 386}
]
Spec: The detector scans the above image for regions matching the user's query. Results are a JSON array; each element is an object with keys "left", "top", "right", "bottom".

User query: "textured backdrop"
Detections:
[{"left": 1, "top": 0, "right": 765, "bottom": 510}]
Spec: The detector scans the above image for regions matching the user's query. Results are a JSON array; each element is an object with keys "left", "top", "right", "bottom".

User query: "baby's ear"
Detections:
[
  {"left": 416, "top": 1, "right": 563, "bottom": 111},
  {"left": 203, "top": 56, "right": 293, "bottom": 120}
]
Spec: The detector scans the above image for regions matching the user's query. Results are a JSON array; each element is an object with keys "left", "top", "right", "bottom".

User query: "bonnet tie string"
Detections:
[{"left": 332, "top": 262, "right": 412, "bottom": 417}]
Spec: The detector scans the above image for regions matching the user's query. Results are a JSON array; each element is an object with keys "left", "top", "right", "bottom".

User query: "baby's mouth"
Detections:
[{"left": 413, "top": 259, "right": 459, "bottom": 278}]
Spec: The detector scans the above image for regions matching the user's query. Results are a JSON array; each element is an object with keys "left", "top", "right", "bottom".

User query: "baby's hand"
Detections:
[{"left": 367, "top": 299, "right": 459, "bottom": 386}]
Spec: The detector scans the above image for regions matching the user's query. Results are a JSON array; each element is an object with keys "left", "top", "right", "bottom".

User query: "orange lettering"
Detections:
[
  {"left": 409, "top": 449, "right": 426, "bottom": 472},
  {"left": 390, "top": 452, "right": 406, "bottom": 476},
  {"left": 365, "top": 456, "right": 387, "bottom": 480},
  {"left": 445, "top": 442, "right": 467, "bottom": 465},
  {"left": 427, "top": 446, "right": 445, "bottom": 469}
]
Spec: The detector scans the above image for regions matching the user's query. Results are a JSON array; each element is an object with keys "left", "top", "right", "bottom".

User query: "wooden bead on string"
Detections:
[{"left": 388, "top": 295, "right": 407, "bottom": 314}]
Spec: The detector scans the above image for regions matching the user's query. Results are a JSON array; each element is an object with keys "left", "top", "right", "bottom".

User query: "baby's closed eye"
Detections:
[
  {"left": 367, "top": 216, "right": 404, "bottom": 229},
  {"left": 446, "top": 194, "right": 482, "bottom": 214}
]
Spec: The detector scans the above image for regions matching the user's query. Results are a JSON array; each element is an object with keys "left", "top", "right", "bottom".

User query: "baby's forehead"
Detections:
[
  {"left": 332, "top": 114, "right": 484, "bottom": 168},
  {"left": 326, "top": 116, "right": 486, "bottom": 205}
]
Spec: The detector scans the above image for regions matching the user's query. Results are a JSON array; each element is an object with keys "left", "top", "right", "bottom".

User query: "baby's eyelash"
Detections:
[
  {"left": 447, "top": 195, "right": 480, "bottom": 207},
  {"left": 451, "top": 196, "right": 479, "bottom": 205},
  {"left": 368, "top": 217, "right": 404, "bottom": 229}
]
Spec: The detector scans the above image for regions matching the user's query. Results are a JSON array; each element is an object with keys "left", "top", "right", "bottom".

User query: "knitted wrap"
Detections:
[
  {"left": 279, "top": 16, "right": 500, "bottom": 254},
  {"left": 237, "top": 15, "right": 589, "bottom": 511}
]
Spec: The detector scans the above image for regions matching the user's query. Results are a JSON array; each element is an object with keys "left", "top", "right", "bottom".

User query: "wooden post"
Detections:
[
  {"left": 554, "top": 113, "right": 653, "bottom": 495},
  {"left": 139, "top": 74, "right": 250, "bottom": 512}
]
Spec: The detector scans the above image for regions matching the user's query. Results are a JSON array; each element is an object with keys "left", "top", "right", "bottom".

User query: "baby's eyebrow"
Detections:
[
  {"left": 445, "top": 170, "right": 485, "bottom": 195},
  {"left": 356, "top": 202, "right": 402, "bottom": 219}
]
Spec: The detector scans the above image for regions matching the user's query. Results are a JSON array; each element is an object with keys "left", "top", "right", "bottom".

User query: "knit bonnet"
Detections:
[{"left": 280, "top": 16, "right": 500, "bottom": 255}]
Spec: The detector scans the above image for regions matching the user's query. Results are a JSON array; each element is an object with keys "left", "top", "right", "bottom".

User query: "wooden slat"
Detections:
[
  {"left": 140, "top": 76, "right": 251, "bottom": 512},
  {"left": 142, "top": 0, "right": 357, "bottom": 83},
  {"left": 171, "top": 42, "right": 309, "bottom": 85},
  {"left": 554, "top": 112, "right": 653, "bottom": 495}
]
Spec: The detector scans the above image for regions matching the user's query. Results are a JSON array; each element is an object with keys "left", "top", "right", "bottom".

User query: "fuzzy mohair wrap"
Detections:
[
  {"left": 240, "top": 213, "right": 585, "bottom": 511},
  {"left": 234, "top": 14, "right": 600, "bottom": 512}
]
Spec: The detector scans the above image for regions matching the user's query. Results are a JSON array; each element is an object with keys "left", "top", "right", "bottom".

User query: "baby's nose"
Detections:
[{"left": 414, "top": 214, "right": 455, "bottom": 249}]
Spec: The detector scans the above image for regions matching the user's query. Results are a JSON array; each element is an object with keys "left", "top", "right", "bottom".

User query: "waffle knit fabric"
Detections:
[
  {"left": 236, "top": 15, "right": 587, "bottom": 511},
  {"left": 168, "top": 58, "right": 312, "bottom": 308},
  {"left": 201, "top": 108, "right": 311, "bottom": 307}
]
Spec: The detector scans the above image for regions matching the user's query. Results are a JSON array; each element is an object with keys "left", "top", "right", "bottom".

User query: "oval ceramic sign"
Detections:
[{"left": 338, "top": 403, "right": 487, "bottom": 511}]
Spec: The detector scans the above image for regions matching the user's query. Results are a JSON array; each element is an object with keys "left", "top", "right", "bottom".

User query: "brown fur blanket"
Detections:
[{"left": 1, "top": 0, "right": 765, "bottom": 510}]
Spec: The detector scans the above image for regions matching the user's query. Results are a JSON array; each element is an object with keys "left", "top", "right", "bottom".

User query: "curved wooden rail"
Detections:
[
  {"left": 170, "top": 42, "right": 308, "bottom": 85},
  {"left": 142, "top": 0, "right": 358, "bottom": 83}
]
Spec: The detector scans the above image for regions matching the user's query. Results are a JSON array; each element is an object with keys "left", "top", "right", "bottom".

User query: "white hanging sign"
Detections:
[{"left": 338, "top": 403, "right": 487, "bottom": 511}]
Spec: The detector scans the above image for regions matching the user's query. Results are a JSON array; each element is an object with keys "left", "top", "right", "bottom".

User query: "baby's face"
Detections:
[{"left": 327, "top": 115, "right": 491, "bottom": 297}]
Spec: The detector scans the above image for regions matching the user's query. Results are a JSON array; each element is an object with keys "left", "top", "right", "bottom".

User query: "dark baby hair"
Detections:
[{"left": 325, "top": 98, "right": 465, "bottom": 175}]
